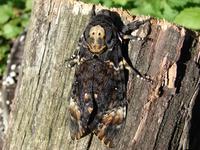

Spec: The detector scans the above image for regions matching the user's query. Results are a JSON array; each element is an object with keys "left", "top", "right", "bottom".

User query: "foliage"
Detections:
[
  {"left": 83, "top": 0, "right": 200, "bottom": 30},
  {"left": 174, "top": 7, "right": 200, "bottom": 30},
  {"left": 0, "top": 0, "right": 32, "bottom": 77}
]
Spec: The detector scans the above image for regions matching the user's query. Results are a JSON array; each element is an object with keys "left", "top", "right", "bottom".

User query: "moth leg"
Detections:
[
  {"left": 122, "top": 18, "right": 151, "bottom": 34},
  {"left": 92, "top": 105, "right": 127, "bottom": 148},
  {"left": 65, "top": 44, "right": 81, "bottom": 68},
  {"left": 123, "top": 35, "right": 143, "bottom": 41},
  {"left": 121, "top": 58, "right": 152, "bottom": 82},
  {"left": 122, "top": 18, "right": 151, "bottom": 41}
]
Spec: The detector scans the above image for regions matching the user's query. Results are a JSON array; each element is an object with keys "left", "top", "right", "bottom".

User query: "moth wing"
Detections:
[
  {"left": 92, "top": 44, "right": 128, "bottom": 147},
  {"left": 94, "top": 105, "right": 127, "bottom": 148},
  {"left": 69, "top": 61, "right": 94, "bottom": 140},
  {"left": 68, "top": 97, "right": 86, "bottom": 140}
]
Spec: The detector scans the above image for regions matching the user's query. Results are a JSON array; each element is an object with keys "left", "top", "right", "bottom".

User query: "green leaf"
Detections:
[
  {"left": 0, "top": 4, "right": 14, "bottom": 24},
  {"left": 9, "top": 17, "right": 21, "bottom": 25},
  {"left": 0, "top": 44, "right": 9, "bottom": 61},
  {"left": 21, "top": 17, "right": 30, "bottom": 27},
  {"left": 82, "top": 0, "right": 100, "bottom": 4},
  {"left": 103, "top": 0, "right": 113, "bottom": 7},
  {"left": 0, "top": 29, "right": 3, "bottom": 36},
  {"left": 167, "top": 0, "right": 189, "bottom": 8},
  {"left": 174, "top": 7, "right": 200, "bottom": 30},
  {"left": 162, "top": 1, "right": 178, "bottom": 21},
  {"left": 130, "top": 8, "right": 140, "bottom": 15},
  {"left": 132, "top": 1, "right": 162, "bottom": 18},
  {"left": 2, "top": 23, "right": 23, "bottom": 39},
  {"left": 0, "top": 65, "right": 6, "bottom": 77},
  {"left": 113, "top": 0, "right": 128, "bottom": 6},
  {"left": 12, "top": 0, "right": 26, "bottom": 9},
  {"left": 20, "top": 11, "right": 31, "bottom": 27},
  {"left": 25, "top": 0, "right": 32, "bottom": 11},
  {"left": 150, "top": 0, "right": 162, "bottom": 13},
  {"left": 191, "top": 0, "right": 200, "bottom": 4}
]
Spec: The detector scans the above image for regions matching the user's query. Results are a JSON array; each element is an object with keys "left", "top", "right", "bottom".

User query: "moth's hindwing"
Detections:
[{"left": 94, "top": 105, "right": 127, "bottom": 148}]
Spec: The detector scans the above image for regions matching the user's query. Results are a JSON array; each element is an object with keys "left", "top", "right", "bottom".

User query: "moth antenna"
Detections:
[{"left": 91, "top": 5, "right": 96, "bottom": 18}]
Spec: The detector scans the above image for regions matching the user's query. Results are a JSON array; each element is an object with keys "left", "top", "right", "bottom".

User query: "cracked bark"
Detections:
[{"left": 3, "top": 0, "right": 200, "bottom": 150}]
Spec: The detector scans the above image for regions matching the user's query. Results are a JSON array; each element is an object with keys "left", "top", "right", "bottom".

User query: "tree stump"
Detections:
[{"left": 3, "top": 0, "right": 200, "bottom": 150}]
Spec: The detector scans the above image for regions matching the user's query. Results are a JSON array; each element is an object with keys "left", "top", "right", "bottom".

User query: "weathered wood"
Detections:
[
  {"left": 0, "top": 31, "right": 26, "bottom": 150},
  {"left": 3, "top": 0, "right": 200, "bottom": 150}
]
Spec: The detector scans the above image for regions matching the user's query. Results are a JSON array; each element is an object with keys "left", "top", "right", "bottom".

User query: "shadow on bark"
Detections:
[{"left": 189, "top": 91, "right": 200, "bottom": 150}]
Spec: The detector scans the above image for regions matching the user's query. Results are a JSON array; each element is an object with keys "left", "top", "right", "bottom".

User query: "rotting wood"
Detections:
[{"left": 3, "top": 0, "right": 200, "bottom": 150}]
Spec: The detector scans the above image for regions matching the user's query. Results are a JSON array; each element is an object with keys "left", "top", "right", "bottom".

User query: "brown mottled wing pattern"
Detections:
[
  {"left": 68, "top": 48, "right": 95, "bottom": 139},
  {"left": 89, "top": 44, "right": 127, "bottom": 148},
  {"left": 69, "top": 42, "right": 127, "bottom": 148}
]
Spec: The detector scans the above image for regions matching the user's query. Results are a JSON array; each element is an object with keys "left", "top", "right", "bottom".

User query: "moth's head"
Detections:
[
  {"left": 84, "top": 24, "right": 117, "bottom": 54},
  {"left": 87, "top": 25, "right": 106, "bottom": 54}
]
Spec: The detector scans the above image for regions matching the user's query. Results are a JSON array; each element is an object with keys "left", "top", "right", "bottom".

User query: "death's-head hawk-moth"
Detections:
[{"left": 67, "top": 6, "right": 151, "bottom": 148}]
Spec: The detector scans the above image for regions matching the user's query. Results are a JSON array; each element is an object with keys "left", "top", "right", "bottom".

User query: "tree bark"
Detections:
[{"left": 3, "top": 0, "right": 200, "bottom": 150}]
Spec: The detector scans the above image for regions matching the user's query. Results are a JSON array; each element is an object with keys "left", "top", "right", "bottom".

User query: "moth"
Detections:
[{"left": 67, "top": 6, "right": 151, "bottom": 148}]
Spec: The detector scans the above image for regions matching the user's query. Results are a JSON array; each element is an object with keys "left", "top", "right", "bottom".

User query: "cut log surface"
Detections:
[{"left": 3, "top": 0, "right": 200, "bottom": 150}]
